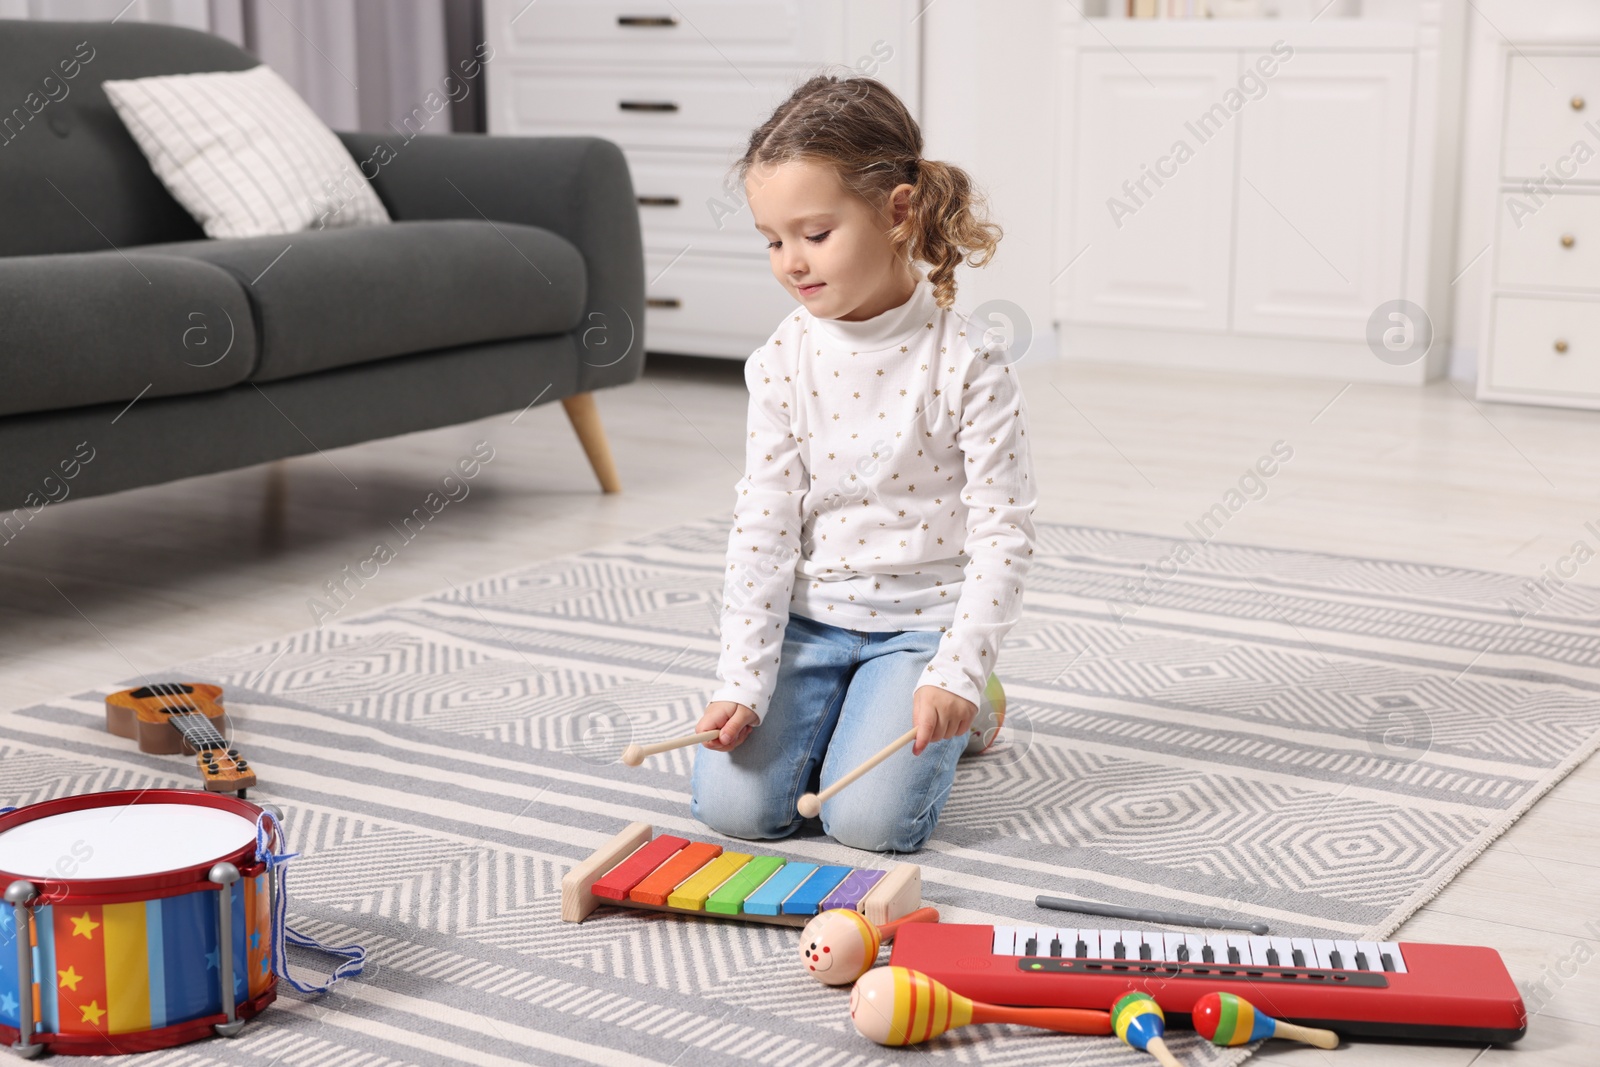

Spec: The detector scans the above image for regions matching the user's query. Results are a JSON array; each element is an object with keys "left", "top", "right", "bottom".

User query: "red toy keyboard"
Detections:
[{"left": 889, "top": 924, "right": 1526, "bottom": 1043}]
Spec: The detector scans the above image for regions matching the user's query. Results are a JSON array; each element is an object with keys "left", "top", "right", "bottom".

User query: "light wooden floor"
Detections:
[{"left": 2, "top": 354, "right": 1596, "bottom": 1063}]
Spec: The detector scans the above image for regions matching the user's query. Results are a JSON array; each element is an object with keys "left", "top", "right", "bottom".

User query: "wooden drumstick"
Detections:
[
  {"left": 621, "top": 730, "right": 721, "bottom": 767},
  {"left": 796, "top": 728, "right": 917, "bottom": 818}
]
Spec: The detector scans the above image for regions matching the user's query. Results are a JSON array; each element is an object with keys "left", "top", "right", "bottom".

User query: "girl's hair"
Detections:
[{"left": 735, "top": 73, "right": 1001, "bottom": 310}]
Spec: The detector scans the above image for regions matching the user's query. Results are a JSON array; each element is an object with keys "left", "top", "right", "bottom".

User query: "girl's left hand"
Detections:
[{"left": 911, "top": 684, "right": 976, "bottom": 756}]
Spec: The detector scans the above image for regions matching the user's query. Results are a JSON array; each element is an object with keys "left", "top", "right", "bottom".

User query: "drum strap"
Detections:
[{"left": 254, "top": 811, "right": 368, "bottom": 994}]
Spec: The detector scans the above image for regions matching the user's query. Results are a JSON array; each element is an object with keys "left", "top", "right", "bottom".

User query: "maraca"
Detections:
[
  {"left": 799, "top": 906, "right": 940, "bottom": 985},
  {"left": 1193, "top": 991, "right": 1339, "bottom": 1049},
  {"left": 850, "top": 966, "right": 1110, "bottom": 1046},
  {"left": 1111, "top": 992, "right": 1182, "bottom": 1067}
]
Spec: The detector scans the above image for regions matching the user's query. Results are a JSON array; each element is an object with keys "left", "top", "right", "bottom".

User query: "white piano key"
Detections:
[
  {"left": 1119, "top": 930, "right": 1142, "bottom": 961},
  {"left": 1225, "top": 934, "right": 1253, "bottom": 965},
  {"left": 1313, "top": 939, "right": 1339, "bottom": 969},
  {"left": 1204, "top": 934, "right": 1231, "bottom": 964},
  {"left": 1181, "top": 934, "right": 1207, "bottom": 964},
  {"left": 992, "top": 925, "right": 1016, "bottom": 955},
  {"left": 1044, "top": 928, "right": 1068, "bottom": 956},
  {"left": 1334, "top": 940, "right": 1361, "bottom": 970},
  {"left": 1290, "top": 938, "right": 1318, "bottom": 968},
  {"left": 1162, "top": 932, "right": 1188, "bottom": 963},
  {"left": 1138, "top": 931, "right": 1165, "bottom": 962},
  {"left": 1355, "top": 940, "right": 1383, "bottom": 971},
  {"left": 1248, "top": 936, "right": 1275, "bottom": 967},
  {"left": 1078, "top": 929, "right": 1100, "bottom": 959},
  {"left": 1268, "top": 937, "right": 1296, "bottom": 967},
  {"left": 1378, "top": 941, "right": 1408, "bottom": 974}
]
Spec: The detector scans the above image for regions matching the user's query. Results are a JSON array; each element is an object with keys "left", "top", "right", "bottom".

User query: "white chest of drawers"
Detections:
[
  {"left": 483, "top": 0, "right": 923, "bottom": 359},
  {"left": 1477, "top": 43, "right": 1600, "bottom": 408}
]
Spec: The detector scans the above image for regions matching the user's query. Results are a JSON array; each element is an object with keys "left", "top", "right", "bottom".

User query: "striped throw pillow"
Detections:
[{"left": 102, "top": 64, "right": 391, "bottom": 239}]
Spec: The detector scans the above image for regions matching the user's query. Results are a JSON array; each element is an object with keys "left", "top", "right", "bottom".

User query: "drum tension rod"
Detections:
[
  {"left": 4, "top": 881, "right": 44, "bottom": 1059},
  {"left": 209, "top": 863, "right": 248, "bottom": 1038}
]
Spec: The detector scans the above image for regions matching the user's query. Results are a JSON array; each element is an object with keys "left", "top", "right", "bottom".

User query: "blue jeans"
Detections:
[{"left": 691, "top": 611, "right": 965, "bottom": 853}]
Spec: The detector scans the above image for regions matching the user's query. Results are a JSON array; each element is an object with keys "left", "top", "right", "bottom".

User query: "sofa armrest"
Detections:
[{"left": 337, "top": 132, "right": 645, "bottom": 394}]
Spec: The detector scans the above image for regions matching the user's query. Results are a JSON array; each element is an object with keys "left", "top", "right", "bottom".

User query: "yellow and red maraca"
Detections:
[
  {"left": 1111, "top": 992, "right": 1182, "bottom": 1067},
  {"left": 1193, "top": 991, "right": 1340, "bottom": 1049},
  {"left": 850, "top": 966, "right": 1110, "bottom": 1046},
  {"left": 799, "top": 906, "right": 939, "bottom": 985}
]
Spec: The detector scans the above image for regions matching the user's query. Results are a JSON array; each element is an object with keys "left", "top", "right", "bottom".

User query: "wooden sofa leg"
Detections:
[{"left": 561, "top": 392, "right": 622, "bottom": 493}]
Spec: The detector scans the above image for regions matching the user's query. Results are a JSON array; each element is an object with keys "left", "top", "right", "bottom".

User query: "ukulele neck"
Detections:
[{"left": 168, "top": 708, "right": 229, "bottom": 752}]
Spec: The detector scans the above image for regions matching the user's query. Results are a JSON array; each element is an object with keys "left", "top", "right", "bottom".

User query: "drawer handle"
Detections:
[
  {"left": 1574, "top": 95, "right": 1587, "bottom": 111},
  {"left": 620, "top": 100, "right": 679, "bottom": 112},
  {"left": 618, "top": 15, "right": 679, "bottom": 27},
  {"left": 1561, "top": 233, "right": 1576, "bottom": 248},
  {"left": 1555, "top": 339, "right": 1569, "bottom": 354},
  {"left": 647, "top": 297, "right": 682, "bottom": 309},
  {"left": 637, "top": 195, "right": 681, "bottom": 207}
]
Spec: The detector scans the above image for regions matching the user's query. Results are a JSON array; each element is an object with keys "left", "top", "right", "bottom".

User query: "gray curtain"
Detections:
[{"left": 0, "top": 0, "right": 483, "bottom": 135}]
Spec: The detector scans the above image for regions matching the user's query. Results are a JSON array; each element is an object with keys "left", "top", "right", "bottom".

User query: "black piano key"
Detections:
[
  {"left": 1201, "top": 945, "right": 1215, "bottom": 963},
  {"left": 1354, "top": 952, "right": 1370, "bottom": 971},
  {"left": 1227, "top": 947, "right": 1241, "bottom": 965},
  {"left": 1139, "top": 943, "right": 1152, "bottom": 961},
  {"left": 1381, "top": 952, "right": 1396, "bottom": 972},
  {"left": 1048, "top": 937, "right": 1063, "bottom": 957},
  {"left": 1024, "top": 936, "right": 1037, "bottom": 956},
  {"left": 1113, "top": 941, "right": 1127, "bottom": 960},
  {"left": 1292, "top": 949, "right": 1307, "bottom": 967},
  {"left": 1075, "top": 939, "right": 1088, "bottom": 958},
  {"left": 1176, "top": 944, "right": 1190, "bottom": 962},
  {"left": 1329, "top": 950, "right": 1344, "bottom": 969},
  {"left": 1266, "top": 948, "right": 1280, "bottom": 966}
]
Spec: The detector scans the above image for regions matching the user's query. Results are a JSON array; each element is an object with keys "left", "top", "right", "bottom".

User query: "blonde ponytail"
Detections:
[{"left": 889, "top": 158, "right": 1002, "bottom": 310}]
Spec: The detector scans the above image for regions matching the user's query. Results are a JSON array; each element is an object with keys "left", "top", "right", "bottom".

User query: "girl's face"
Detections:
[{"left": 747, "top": 158, "right": 917, "bottom": 322}]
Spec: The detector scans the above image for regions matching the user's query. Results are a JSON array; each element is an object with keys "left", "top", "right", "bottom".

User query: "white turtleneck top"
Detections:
[{"left": 709, "top": 276, "right": 1038, "bottom": 722}]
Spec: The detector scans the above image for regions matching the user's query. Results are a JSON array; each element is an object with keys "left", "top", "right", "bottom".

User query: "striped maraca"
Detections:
[
  {"left": 1193, "top": 991, "right": 1339, "bottom": 1049},
  {"left": 1111, "top": 993, "right": 1182, "bottom": 1067},
  {"left": 850, "top": 966, "right": 1110, "bottom": 1046}
]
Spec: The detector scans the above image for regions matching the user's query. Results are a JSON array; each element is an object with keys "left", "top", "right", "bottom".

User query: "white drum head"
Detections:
[{"left": 0, "top": 802, "right": 257, "bottom": 879}]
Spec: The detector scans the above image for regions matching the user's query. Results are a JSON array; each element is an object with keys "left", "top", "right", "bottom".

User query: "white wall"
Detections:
[
  {"left": 920, "top": 0, "right": 1060, "bottom": 362},
  {"left": 1448, "top": 0, "right": 1600, "bottom": 381}
]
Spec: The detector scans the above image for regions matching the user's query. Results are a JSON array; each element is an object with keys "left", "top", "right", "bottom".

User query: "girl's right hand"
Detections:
[{"left": 698, "top": 701, "right": 759, "bottom": 752}]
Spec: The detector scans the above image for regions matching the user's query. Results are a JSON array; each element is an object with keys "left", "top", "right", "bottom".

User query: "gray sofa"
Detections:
[{"left": 0, "top": 19, "right": 645, "bottom": 514}]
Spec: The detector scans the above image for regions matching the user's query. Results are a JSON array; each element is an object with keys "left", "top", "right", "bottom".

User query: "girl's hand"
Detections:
[
  {"left": 698, "top": 701, "right": 759, "bottom": 752},
  {"left": 911, "top": 685, "right": 976, "bottom": 756}
]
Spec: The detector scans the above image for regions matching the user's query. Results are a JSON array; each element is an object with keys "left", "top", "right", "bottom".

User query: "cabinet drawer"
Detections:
[
  {"left": 629, "top": 152, "right": 766, "bottom": 256},
  {"left": 497, "top": 0, "right": 842, "bottom": 68},
  {"left": 1501, "top": 52, "right": 1600, "bottom": 182},
  {"left": 494, "top": 66, "right": 796, "bottom": 151},
  {"left": 645, "top": 252, "right": 794, "bottom": 358},
  {"left": 1496, "top": 192, "right": 1600, "bottom": 291},
  {"left": 1486, "top": 295, "right": 1600, "bottom": 399}
]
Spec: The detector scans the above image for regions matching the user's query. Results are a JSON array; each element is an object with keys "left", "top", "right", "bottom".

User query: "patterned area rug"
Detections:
[{"left": 4, "top": 519, "right": 1600, "bottom": 1066}]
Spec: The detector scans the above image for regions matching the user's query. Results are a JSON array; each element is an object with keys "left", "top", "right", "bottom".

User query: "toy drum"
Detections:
[{"left": 0, "top": 790, "right": 276, "bottom": 1057}]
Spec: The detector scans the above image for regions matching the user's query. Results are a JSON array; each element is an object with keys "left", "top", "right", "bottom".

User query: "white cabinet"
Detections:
[
  {"left": 1068, "top": 52, "right": 1240, "bottom": 332},
  {"left": 1055, "top": 13, "right": 1462, "bottom": 383},
  {"left": 1477, "top": 46, "right": 1600, "bottom": 408},
  {"left": 484, "top": 0, "right": 923, "bottom": 359},
  {"left": 1232, "top": 53, "right": 1413, "bottom": 341}
]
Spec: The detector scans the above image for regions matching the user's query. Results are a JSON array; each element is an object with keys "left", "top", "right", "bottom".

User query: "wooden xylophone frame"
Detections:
[{"left": 562, "top": 821, "right": 924, "bottom": 927}]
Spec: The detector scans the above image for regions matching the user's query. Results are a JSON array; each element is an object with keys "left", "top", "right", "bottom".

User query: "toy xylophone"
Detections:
[
  {"left": 889, "top": 923, "right": 1528, "bottom": 1043},
  {"left": 562, "top": 822, "right": 922, "bottom": 927}
]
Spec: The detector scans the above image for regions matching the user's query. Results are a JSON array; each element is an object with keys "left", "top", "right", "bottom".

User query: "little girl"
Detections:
[{"left": 691, "top": 74, "right": 1037, "bottom": 854}]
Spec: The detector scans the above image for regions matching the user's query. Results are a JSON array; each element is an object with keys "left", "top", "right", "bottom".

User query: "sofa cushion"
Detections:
[
  {"left": 143, "top": 219, "right": 587, "bottom": 381},
  {"left": 0, "top": 250, "right": 256, "bottom": 418}
]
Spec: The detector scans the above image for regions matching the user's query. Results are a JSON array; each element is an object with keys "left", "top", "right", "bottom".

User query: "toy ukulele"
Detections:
[{"left": 105, "top": 682, "right": 257, "bottom": 795}]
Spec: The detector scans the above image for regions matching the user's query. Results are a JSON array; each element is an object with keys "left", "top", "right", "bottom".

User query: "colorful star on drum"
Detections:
[{"left": 70, "top": 913, "right": 100, "bottom": 939}]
